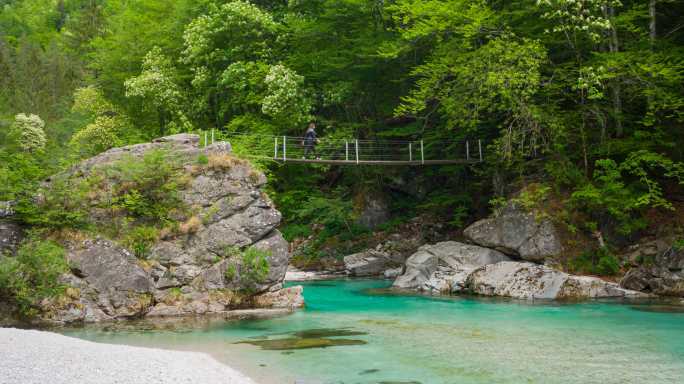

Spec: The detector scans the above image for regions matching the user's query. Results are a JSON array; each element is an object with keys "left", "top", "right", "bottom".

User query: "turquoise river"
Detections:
[{"left": 65, "top": 279, "right": 684, "bottom": 384}]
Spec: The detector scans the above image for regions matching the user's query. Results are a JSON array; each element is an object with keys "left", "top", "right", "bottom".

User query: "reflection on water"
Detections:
[{"left": 63, "top": 279, "right": 684, "bottom": 384}]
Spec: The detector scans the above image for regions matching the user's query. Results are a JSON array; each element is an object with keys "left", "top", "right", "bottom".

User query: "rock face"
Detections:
[
  {"left": 463, "top": 204, "right": 562, "bottom": 262},
  {"left": 355, "top": 193, "right": 390, "bottom": 229},
  {"left": 392, "top": 241, "right": 511, "bottom": 293},
  {"left": 466, "top": 261, "right": 646, "bottom": 300},
  {"left": 0, "top": 221, "right": 23, "bottom": 256},
  {"left": 0, "top": 201, "right": 14, "bottom": 218},
  {"left": 36, "top": 134, "right": 301, "bottom": 323},
  {"left": 621, "top": 246, "right": 684, "bottom": 297}
]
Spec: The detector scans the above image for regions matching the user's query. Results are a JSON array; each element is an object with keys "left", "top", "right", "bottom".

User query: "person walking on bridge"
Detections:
[{"left": 302, "top": 122, "right": 319, "bottom": 159}]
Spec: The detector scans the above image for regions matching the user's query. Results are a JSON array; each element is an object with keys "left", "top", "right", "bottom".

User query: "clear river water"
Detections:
[{"left": 64, "top": 279, "right": 684, "bottom": 384}]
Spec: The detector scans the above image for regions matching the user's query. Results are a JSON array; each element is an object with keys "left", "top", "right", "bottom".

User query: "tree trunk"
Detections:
[
  {"left": 650, "top": 0, "right": 657, "bottom": 47},
  {"left": 603, "top": 7, "right": 623, "bottom": 137},
  {"left": 608, "top": 6, "right": 623, "bottom": 137}
]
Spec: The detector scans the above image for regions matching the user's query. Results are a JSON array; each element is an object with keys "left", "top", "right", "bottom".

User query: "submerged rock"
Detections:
[
  {"left": 466, "top": 261, "right": 647, "bottom": 300},
  {"left": 463, "top": 204, "right": 562, "bottom": 262},
  {"left": 238, "top": 337, "right": 367, "bottom": 350},
  {"left": 392, "top": 241, "right": 510, "bottom": 293}
]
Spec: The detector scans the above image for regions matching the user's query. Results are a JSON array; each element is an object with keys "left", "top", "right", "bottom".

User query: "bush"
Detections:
[
  {"left": 0, "top": 239, "right": 68, "bottom": 317},
  {"left": 280, "top": 223, "right": 312, "bottom": 242},
  {"left": 571, "top": 152, "right": 684, "bottom": 236},
  {"left": 106, "top": 149, "right": 185, "bottom": 224},
  {"left": 239, "top": 247, "right": 270, "bottom": 294},
  {"left": 123, "top": 225, "right": 159, "bottom": 259},
  {"left": 15, "top": 174, "right": 92, "bottom": 230},
  {"left": 568, "top": 247, "right": 620, "bottom": 276}
]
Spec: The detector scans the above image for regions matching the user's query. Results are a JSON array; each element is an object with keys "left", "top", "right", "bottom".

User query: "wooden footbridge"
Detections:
[{"left": 200, "top": 131, "right": 483, "bottom": 166}]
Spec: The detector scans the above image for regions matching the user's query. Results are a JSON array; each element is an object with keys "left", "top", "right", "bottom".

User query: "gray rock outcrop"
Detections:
[
  {"left": 463, "top": 204, "right": 562, "bottom": 262},
  {"left": 343, "top": 234, "right": 422, "bottom": 277},
  {"left": 621, "top": 246, "right": 684, "bottom": 297},
  {"left": 392, "top": 241, "right": 511, "bottom": 293},
  {"left": 35, "top": 134, "right": 301, "bottom": 323},
  {"left": 344, "top": 250, "right": 399, "bottom": 277},
  {"left": 466, "top": 261, "right": 646, "bottom": 300},
  {"left": 0, "top": 221, "right": 23, "bottom": 256},
  {"left": 355, "top": 193, "right": 390, "bottom": 229}
]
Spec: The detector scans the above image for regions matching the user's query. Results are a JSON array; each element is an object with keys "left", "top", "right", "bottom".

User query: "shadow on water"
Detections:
[
  {"left": 238, "top": 337, "right": 366, "bottom": 350},
  {"left": 364, "top": 286, "right": 684, "bottom": 309},
  {"left": 630, "top": 304, "right": 684, "bottom": 313}
]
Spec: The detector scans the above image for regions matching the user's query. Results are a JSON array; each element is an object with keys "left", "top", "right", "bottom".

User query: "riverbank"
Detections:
[{"left": 0, "top": 327, "right": 257, "bottom": 384}]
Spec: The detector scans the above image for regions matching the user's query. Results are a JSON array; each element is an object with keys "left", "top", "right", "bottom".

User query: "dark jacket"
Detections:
[{"left": 304, "top": 129, "right": 317, "bottom": 145}]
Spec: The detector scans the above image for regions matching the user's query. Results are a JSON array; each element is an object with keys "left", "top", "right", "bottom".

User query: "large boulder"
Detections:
[
  {"left": 343, "top": 234, "right": 421, "bottom": 277},
  {"left": 621, "top": 246, "right": 684, "bottom": 297},
  {"left": 466, "top": 261, "right": 646, "bottom": 300},
  {"left": 463, "top": 204, "right": 562, "bottom": 262},
  {"left": 393, "top": 241, "right": 511, "bottom": 293},
  {"left": 344, "top": 250, "right": 399, "bottom": 277},
  {"left": 34, "top": 134, "right": 296, "bottom": 323}
]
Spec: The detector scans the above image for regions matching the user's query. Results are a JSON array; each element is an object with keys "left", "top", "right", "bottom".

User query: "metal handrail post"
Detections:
[
  {"left": 211, "top": 129, "right": 214, "bottom": 144},
  {"left": 274, "top": 137, "right": 278, "bottom": 159},
  {"left": 283, "top": 136, "right": 286, "bottom": 162},
  {"left": 355, "top": 140, "right": 359, "bottom": 164},
  {"left": 345, "top": 140, "right": 349, "bottom": 161},
  {"left": 466, "top": 140, "right": 470, "bottom": 161},
  {"left": 420, "top": 140, "right": 424, "bottom": 165},
  {"left": 409, "top": 142, "right": 413, "bottom": 162}
]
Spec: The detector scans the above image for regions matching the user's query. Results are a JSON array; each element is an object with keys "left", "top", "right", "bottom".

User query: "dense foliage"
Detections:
[
  {"left": 0, "top": 238, "right": 68, "bottom": 316},
  {"left": 1, "top": 0, "right": 684, "bottom": 271}
]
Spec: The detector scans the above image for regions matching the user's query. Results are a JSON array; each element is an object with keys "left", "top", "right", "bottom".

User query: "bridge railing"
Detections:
[{"left": 195, "top": 130, "right": 482, "bottom": 164}]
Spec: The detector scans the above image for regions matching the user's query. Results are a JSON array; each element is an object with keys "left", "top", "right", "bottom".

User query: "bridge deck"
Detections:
[
  {"left": 198, "top": 131, "right": 484, "bottom": 166},
  {"left": 274, "top": 158, "right": 479, "bottom": 165}
]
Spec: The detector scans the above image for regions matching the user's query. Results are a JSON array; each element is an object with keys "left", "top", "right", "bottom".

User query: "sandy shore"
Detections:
[{"left": 0, "top": 327, "right": 257, "bottom": 384}]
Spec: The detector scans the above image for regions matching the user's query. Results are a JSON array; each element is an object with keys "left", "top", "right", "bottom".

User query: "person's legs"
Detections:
[{"left": 304, "top": 145, "right": 312, "bottom": 158}]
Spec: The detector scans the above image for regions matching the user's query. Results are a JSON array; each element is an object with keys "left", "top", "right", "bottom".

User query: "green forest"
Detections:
[{"left": 1, "top": 0, "right": 684, "bottom": 272}]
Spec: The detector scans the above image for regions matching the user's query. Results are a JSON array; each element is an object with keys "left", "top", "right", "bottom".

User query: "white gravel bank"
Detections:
[{"left": 0, "top": 327, "right": 257, "bottom": 384}]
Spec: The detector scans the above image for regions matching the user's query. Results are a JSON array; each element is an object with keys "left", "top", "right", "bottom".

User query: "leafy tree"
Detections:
[
  {"left": 125, "top": 46, "right": 192, "bottom": 134},
  {"left": 69, "top": 86, "right": 134, "bottom": 157},
  {"left": 9, "top": 113, "right": 47, "bottom": 152}
]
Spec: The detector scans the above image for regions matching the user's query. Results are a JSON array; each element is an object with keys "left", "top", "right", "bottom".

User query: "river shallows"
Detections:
[{"left": 65, "top": 279, "right": 684, "bottom": 384}]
